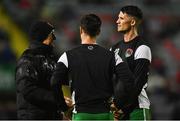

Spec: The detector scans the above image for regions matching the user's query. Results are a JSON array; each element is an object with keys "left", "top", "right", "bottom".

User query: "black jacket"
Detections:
[{"left": 15, "top": 41, "right": 67, "bottom": 119}]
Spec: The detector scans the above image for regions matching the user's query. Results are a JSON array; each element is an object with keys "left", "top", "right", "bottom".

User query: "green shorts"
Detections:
[
  {"left": 119, "top": 108, "right": 151, "bottom": 120},
  {"left": 129, "top": 108, "right": 151, "bottom": 120},
  {"left": 72, "top": 112, "right": 113, "bottom": 120}
]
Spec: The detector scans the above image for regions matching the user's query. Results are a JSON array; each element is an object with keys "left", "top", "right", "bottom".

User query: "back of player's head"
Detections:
[
  {"left": 29, "top": 20, "right": 55, "bottom": 42},
  {"left": 121, "top": 5, "right": 143, "bottom": 20},
  {"left": 80, "top": 14, "right": 102, "bottom": 37}
]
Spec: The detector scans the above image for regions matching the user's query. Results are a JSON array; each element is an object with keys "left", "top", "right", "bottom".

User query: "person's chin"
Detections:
[
  {"left": 117, "top": 28, "right": 122, "bottom": 32},
  {"left": 118, "top": 30, "right": 126, "bottom": 34},
  {"left": 117, "top": 28, "right": 121, "bottom": 32}
]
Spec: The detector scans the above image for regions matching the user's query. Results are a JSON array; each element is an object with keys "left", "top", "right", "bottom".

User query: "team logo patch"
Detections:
[
  {"left": 125, "top": 48, "right": 133, "bottom": 57},
  {"left": 88, "top": 46, "right": 94, "bottom": 50}
]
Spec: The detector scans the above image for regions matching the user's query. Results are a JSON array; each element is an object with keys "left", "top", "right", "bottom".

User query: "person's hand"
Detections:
[
  {"left": 62, "top": 111, "right": 71, "bottom": 120},
  {"left": 110, "top": 103, "right": 117, "bottom": 111},
  {"left": 110, "top": 103, "right": 124, "bottom": 120},
  {"left": 63, "top": 96, "right": 73, "bottom": 120},
  {"left": 113, "top": 109, "right": 124, "bottom": 120},
  {"left": 64, "top": 96, "right": 73, "bottom": 108}
]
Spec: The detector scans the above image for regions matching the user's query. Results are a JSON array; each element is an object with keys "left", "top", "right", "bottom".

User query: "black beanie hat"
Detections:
[{"left": 29, "top": 20, "right": 55, "bottom": 42}]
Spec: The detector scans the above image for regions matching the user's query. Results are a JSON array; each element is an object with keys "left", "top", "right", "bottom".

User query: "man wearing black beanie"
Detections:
[{"left": 15, "top": 20, "right": 68, "bottom": 119}]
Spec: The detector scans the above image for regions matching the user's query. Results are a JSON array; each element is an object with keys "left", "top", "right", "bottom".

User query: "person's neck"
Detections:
[
  {"left": 43, "top": 38, "right": 52, "bottom": 46},
  {"left": 81, "top": 35, "right": 96, "bottom": 44},
  {"left": 124, "top": 28, "right": 138, "bottom": 42}
]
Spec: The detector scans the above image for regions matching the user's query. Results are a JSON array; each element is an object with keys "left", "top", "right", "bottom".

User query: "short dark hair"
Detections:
[
  {"left": 80, "top": 14, "right": 102, "bottom": 37},
  {"left": 121, "top": 5, "right": 143, "bottom": 20},
  {"left": 29, "top": 20, "right": 55, "bottom": 42}
]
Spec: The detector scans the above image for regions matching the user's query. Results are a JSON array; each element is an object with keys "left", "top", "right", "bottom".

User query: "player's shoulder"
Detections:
[
  {"left": 92, "top": 45, "right": 115, "bottom": 58},
  {"left": 92, "top": 44, "right": 113, "bottom": 55},
  {"left": 137, "top": 36, "right": 150, "bottom": 47},
  {"left": 16, "top": 49, "right": 35, "bottom": 69},
  {"left": 18, "top": 49, "right": 35, "bottom": 62},
  {"left": 66, "top": 45, "right": 82, "bottom": 54},
  {"left": 134, "top": 37, "right": 151, "bottom": 55}
]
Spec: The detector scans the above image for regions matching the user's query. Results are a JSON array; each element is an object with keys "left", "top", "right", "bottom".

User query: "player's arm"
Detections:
[
  {"left": 16, "top": 60, "right": 59, "bottom": 110},
  {"left": 111, "top": 51, "right": 135, "bottom": 113},
  {"left": 50, "top": 52, "right": 69, "bottom": 112},
  {"left": 130, "top": 45, "right": 152, "bottom": 102},
  {"left": 116, "top": 45, "right": 152, "bottom": 113}
]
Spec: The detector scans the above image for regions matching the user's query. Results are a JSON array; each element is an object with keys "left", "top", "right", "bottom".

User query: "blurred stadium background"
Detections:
[{"left": 0, "top": 0, "right": 180, "bottom": 119}]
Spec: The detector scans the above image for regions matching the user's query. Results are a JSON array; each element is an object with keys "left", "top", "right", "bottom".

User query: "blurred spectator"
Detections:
[
  {"left": 172, "top": 65, "right": 180, "bottom": 119},
  {"left": 0, "top": 29, "right": 16, "bottom": 64},
  {"left": 143, "top": 0, "right": 170, "bottom": 6},
  {"left": 152, "top": 57, "right": 167, "bottom": 76},
  {"left": 3, "top": 0, "right": 45, "bottom": 31}
]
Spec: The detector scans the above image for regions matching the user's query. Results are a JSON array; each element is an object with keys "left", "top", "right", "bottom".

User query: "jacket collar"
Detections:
[{"left": 29, "top": 41, "right": 53, "bottom": 54}]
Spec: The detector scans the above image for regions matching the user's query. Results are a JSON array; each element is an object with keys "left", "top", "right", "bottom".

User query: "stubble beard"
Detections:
[{"left": 118, "top": 26, "right": 131, "bottom": 34}]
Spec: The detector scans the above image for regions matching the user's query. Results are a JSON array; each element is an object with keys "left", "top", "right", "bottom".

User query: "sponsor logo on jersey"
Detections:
[{"left": 125, "top": 48, "right": 133, "bottom": 57}]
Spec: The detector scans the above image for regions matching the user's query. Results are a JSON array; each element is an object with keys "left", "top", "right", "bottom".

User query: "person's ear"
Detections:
[
  {"left": 131, "top": 19, "right": 136, "bottom": 26},
  {"left": 97, "top": 29, "right": 100, "bottom": 35}
]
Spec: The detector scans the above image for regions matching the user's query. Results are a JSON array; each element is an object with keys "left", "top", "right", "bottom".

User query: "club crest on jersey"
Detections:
[{"left": 125, "top": 48, "right": 133, "bottom": 57}]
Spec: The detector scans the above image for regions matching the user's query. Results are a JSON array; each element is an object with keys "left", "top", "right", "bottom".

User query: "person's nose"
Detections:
[{"left": 116, "top": 19, "right": 119, "bottom": 24}]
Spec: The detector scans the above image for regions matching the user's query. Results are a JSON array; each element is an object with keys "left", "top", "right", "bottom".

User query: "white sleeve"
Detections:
[
  {"left": 134, "top": 45, "right": 152, "bottom": 62},
  {"left": 57, "top": 52, "right": 68, "bottom": 68}
]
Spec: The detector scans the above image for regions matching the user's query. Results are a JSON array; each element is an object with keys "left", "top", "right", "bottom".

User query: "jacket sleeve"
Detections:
[{"left": 16, "top": 61, "right": 58, "bottom": 110}]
